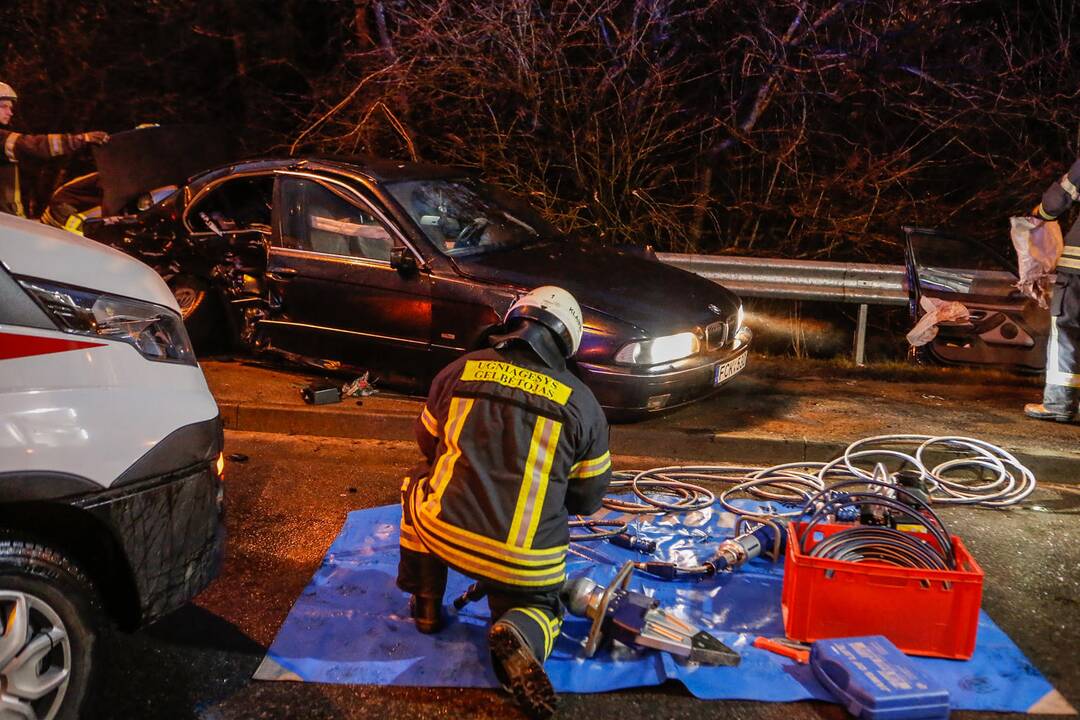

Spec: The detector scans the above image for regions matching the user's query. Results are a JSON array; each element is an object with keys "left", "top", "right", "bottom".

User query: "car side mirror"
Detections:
[{"left": 390, "top": 246, "right": 419, "bottom": 274}]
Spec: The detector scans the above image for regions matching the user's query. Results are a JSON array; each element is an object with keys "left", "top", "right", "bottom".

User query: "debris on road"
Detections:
[
  {"left": 300, "top": 381, "right": 342, "bottom": 405},
  {"left": 342, "top": 372, "right": 377, "bottom": 398}
]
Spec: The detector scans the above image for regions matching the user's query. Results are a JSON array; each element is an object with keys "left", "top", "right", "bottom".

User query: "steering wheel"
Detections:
[{"left": 455, "top": 217, "right": 488, "bottom": 247}]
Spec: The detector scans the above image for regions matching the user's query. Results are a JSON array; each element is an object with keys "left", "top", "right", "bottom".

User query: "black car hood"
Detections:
[
  {"left": 93, "top": 125, "right": 235, "bottom": 215},
  {"left": 453, "top": 240, "right": 741, "bottom": 336}
]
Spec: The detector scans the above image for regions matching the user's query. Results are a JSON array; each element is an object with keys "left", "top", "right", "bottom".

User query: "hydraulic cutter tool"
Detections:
[{"left": 562, "top": 561, "right": 740, "bottom": 665}]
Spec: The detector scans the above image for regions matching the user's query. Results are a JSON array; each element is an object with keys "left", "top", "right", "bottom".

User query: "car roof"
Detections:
[
  {"left": 191, "top": 156, "right": 473, "bottom": 188},
  {"left": 311, "top": 156, "right": 473, "bottom": 183}
]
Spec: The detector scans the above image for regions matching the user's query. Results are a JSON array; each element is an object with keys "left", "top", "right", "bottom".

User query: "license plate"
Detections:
[{"left": 713, "top": 352, "right": 747, "bottom": 385}]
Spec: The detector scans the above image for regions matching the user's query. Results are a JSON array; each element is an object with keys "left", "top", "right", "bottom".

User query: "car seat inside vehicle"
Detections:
[{"left": 286, "top": 179, "right": 394, "bottom": 261}]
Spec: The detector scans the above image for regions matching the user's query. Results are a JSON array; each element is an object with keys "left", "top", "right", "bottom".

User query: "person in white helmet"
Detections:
[
  {"left": 0, "top": 81, "right": 109, "bottom": 217},
  {"left": 397, "top": 286, "right": 611, "bottom": 720}
]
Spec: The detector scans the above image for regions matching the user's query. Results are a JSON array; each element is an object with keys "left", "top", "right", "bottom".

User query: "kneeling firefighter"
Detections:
[{"left": 398, "top": 286, "right": 612, "bottom": 719}]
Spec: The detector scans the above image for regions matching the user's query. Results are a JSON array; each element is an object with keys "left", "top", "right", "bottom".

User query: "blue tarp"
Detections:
[{"left": 254, "top": 502, "right": 1067, "bottom": 712}]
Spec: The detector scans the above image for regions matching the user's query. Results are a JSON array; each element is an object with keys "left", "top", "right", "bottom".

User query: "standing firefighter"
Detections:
[
  {"left": 1026, "top": 159, "right": 1080, "bottom": 422},
  {"left": 398, "top": 286, "right": 612, "bottom": 719},
  {"left": 0, "top": 81, "right": 108, "bottom": 218}
]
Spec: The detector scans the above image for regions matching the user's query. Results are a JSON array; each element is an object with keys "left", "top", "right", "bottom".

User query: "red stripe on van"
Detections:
[{"left": 0, "top": 331, "right": 106, "bottom": 360}]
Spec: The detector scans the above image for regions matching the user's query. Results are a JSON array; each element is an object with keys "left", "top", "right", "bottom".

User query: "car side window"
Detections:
[
  {"left": 279, "top": 178, "right": 394, "bottom": 262},
  {"left": 909, "top": 233, "right": 1017, "bottom": 296},
  {"left": 188, "top": 176, "right": 273, "bottom": 235}
]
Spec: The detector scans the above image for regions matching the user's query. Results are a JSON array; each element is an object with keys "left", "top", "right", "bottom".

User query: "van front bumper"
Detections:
[{"left": 75, "top": 416, "right": 225, "bottom": 625}]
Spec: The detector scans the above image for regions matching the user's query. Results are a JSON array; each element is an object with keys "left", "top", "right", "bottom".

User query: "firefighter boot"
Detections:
[
  {"left": 408, "top": 595, "right": 444, "bottom": 634},
  {"left": 1025, "top": 385, "right": 1077, "bottom": 422},
  {"left": 488, "top": 621, "right": 557, "bottom": 720}
]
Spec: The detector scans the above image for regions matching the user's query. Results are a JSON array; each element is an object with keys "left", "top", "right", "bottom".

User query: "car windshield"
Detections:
[{"left": 385, "top": 179, "right": 560, "bottom": 256}]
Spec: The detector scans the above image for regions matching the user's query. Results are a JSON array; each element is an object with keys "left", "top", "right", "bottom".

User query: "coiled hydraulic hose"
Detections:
[
  {"left": 798, "top": 478, "right": 957, "bottom": 569},
  {"left": 807, "top": 526, "right": 950, "bottom": 570},
  {"left": 608, "top": 434, "right": 1036, "bottom": 516},
  {"left": 573, "top": 433, "right": 1030, "bottom": 578},
  {"left": 603, "top": 467, "right": 717, "bottom": 514},
  {"left": 842, "top": 435, "right": 1036, "bottom": 508}
]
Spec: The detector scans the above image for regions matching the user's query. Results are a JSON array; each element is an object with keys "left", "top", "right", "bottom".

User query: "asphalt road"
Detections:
[{"left": 99, "top": 431, "right": 1080, "bottom": 719}]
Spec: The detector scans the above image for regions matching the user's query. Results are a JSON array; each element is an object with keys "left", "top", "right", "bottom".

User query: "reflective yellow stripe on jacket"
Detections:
[
  {"left": 569, "top": 451, "right": 611, "bottom": 479},
  {"left": 64, "top": 211, "right": 89, "bottom": 236},
  {"left": 409, "top": 397, "right": 568, "bottom": 588},
  {"left": 3, "top": 132, "right": 19, "bottom": 162},
  {"left": 410, "top": 488, "right": 566, "bottom": 587},
  {"left": 1058, "top": 246, "right": 1080, "bottom": 272},
  {"left": 419, "top": 405, "right": 439, "bottom": 436},
  {"left": 423, "top": 397, "right": 474, "bottom": 515},
  {"left": 507, "top": 416, "right": 563, "bottom": 549}
]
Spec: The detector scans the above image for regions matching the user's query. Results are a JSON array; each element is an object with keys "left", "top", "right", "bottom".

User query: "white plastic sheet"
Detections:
[
  {"left": 1010, "top": 216, "right": 1062, "bottom": 308},
  {"left": 906, "top": 295, "right": 970, "bottom": 347}
]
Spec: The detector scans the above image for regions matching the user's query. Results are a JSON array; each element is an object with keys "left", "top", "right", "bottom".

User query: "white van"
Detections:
[{"left": 0, "top": 214, "right": 224, "bottom": 719}]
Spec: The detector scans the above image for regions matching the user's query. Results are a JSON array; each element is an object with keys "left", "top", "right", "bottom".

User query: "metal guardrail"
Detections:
[
  {"left": 657, "top": 253, "right": 908, "bottom": 305},
  {"left": 657, "top": 253, "right": 911, "bottom": 365}
]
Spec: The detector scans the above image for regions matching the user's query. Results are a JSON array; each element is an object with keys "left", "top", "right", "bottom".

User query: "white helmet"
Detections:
[
  {"left": 503, "top": 285, "right": 584, "bottom": 358},
  {"left": 0, "top": 83, "right": 16, "bottom": 101}
]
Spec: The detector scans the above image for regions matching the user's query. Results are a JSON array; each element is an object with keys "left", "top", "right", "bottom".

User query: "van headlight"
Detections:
[
  {"left": 615, "top": 332, "right": 700, "bottom": 365},
  {"left": 18, "top": 278, "right": 196, "bottom": 366}
]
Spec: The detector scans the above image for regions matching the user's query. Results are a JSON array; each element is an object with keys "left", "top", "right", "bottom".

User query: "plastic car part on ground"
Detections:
[
  {"left": 906, "top": 295, "right": 971, "bottom": 347},
  {"left": 342, "top": 372, "right": 377, "bottom": 397},
  {"left": 1010, "top": 216, "right": 1063, "bottom": 308},
  {"left": 299, "top": 373, "right": 378, "bottom": 405}
]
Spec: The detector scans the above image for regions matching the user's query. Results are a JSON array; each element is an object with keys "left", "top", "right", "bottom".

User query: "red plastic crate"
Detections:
[{"left": 781, "top": 521, "right": 984, "bottom": 659}]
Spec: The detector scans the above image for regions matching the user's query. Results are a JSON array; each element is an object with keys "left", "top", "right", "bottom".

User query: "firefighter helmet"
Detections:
[
  {"left": 0, "top": 83, "right": 16, "bottom": 101},
  {"left": 501, "top": 286, "right": 584, "bottom": 359}
]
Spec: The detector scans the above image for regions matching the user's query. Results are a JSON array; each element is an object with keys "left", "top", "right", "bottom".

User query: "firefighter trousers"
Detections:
[
  {"left": 397, "top": 473, "right": 564, "bottom": 665},
  {"left": 1043, "top": 273, "right": 1080, "bottom": 414},
  {"left": 397, "top": 545, "right": 564, "bottom": 666}
]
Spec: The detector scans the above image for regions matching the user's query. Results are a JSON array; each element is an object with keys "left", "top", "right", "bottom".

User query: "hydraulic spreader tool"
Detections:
[{"left": 562, "top": 561, "right": 741, "bottom": 666}]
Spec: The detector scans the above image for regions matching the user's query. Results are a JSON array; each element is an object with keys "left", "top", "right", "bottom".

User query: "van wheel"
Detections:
[
  {"left": 0, "top": 540, "right": 101, "bottom": 720},
  {"left": 170, "top": 274, "right": 223, "bottom": 353}
]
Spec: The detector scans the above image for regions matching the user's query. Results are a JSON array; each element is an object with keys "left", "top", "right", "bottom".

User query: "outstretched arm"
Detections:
[{"left": 2, "top": 130, "right": 108, "bottom": 163}]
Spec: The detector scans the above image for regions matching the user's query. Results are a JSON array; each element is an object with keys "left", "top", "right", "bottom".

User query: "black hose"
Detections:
[
  {"left": 809, "top": 526, "right": 950, "bottom": 570},
  {"left": 799, "top": 479, "right": 956, "bottom": 569}
]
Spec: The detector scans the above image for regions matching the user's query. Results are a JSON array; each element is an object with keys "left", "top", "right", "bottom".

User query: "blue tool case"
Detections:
[{"left": 810, "top": 636, "right": 951, "bottom": 720}]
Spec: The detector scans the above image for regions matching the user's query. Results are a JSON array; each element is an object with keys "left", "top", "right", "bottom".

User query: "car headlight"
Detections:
[
  {"left": 18, "top": 278, "right": 197, "bottom": 366},
  {"left": 615, "top": 332, "right": 700, "bottom": 365}
]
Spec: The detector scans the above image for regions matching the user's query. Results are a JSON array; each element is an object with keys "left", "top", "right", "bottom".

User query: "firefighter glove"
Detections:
[{"left": 79, "top": 131, "right": 109, "bottom": 146}]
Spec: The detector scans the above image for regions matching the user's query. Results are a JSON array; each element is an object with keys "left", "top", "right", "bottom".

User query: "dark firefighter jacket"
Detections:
[
  {"left": 39, "top": 172, "right": 102, "bottom": 233},
  {"left": 1, "top": 130, "right": 93, "bottom": 217},
  {"left": 1036, "top": 157, "right": 1080, "bottom": 275},
  {"left": 401, "top": 344, "right": 612, "bottom": 592}
]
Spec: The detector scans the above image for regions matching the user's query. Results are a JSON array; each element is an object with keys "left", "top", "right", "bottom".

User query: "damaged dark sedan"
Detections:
[{"left": 84, "top": 148, "right": 750, "bottom": 417}]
